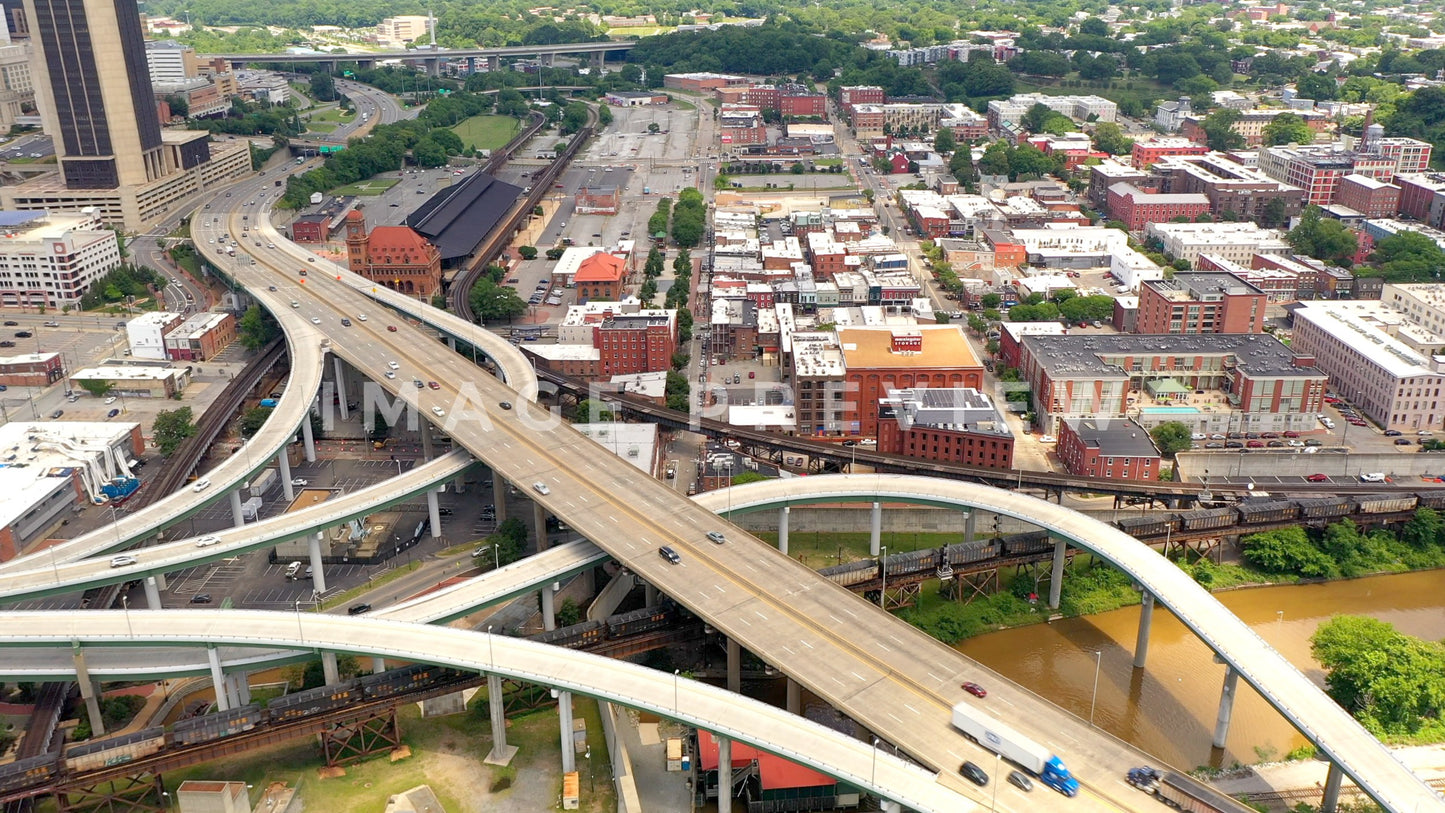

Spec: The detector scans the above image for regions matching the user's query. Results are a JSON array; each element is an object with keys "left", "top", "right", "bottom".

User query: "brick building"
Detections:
[
  {"left": 574, "top": 253, "right": 627, "bottom": 303},
  {"left": 877, "top": 387, "right": 1015, "bottom": 469},
  {"left": 1106, "top": 183, "right": 1211, "bottom": 230},
  {"left": 1395, "top": 173, "right": 1445, "bottom": 228},
  {"left": 1131, "top": 138, "right": 1209, "bottom": 168},
  {"left": 163, "top": 311, "right": 236, "bottom": 361},
  {"left": 594, "top": 312, "right": 677, "bottom": 378},
  {"left": 574, "top": 186, "right": 621, "bottom": 215},
  {"left": 1335, "top": 174, "right": 1400, "bottom": 218},
  {"left": 1257, "top": 146, "right": 1396, "bottom": 207},
  {"left": 0, "top": 352, "right": 64, "bottom": 388},
  {"left": 1136, "top": 273, "right": 1267, "bottom": 334},
  {"left": 838, "top": 326, "right": 985, "bottom": 437},
  {"left": 1057, "top": 418, "right": 1162, "bottom": 482},
  {"left": 1152, "top": 153, "right": 1305, "bottom": 224},
  {"left": 839, "top": 86, "right": 885, "bottom": 109},
  {"left": 343, "top": 211, "right": 442, "bottom": 300},
  {"left": 290, "top": 213, "right": 331, "bottom": 244}
]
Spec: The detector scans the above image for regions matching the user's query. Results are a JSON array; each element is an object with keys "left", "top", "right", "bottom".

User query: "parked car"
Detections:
[
  {"left": 1307, "top": 473, "right": 1330, "bottom": 482},
  {"left": 106, "top": 408, "right": 120, "bottom": 418},
  {"left": 190, "top": 594, "right": 213, "bottom": 604}
]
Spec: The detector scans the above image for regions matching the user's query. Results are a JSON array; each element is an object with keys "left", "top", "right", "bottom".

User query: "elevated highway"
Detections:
[
  {"left": 694, "top": 475, "right": 1443, "bottom": 813},
  {"left": 0, "top": 610, "right": 971, "bottom": 812}
]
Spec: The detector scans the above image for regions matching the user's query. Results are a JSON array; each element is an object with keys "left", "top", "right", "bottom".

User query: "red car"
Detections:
[
  {"left": 387, "top": 325, "right": 398, "bottom": 332},
  {"left": 1307, "top": 473, "right": 1330, "bottom": 482},
  {"left": 1283, "top": 431, "right": 1301, "bottom": 438},
  {"left": 1348, "top": 418, "right": 1368, "bottom": 426},
  {"left": 427, "top": 381, "right": 440, "bottom": 390},
  {"left": 961, "top": 682, "right": 987, "bottom": 698}
]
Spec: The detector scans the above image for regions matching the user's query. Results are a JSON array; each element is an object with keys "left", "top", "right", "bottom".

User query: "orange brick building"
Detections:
[
  {"left": 574, "top": 253, "right": 627, "bottom": 303},
  {"left": 343, "top": 211, "right": 443, "bottom": 299},
  {"left": 838, "top": 326, "right": 985, "bottom": 436}
]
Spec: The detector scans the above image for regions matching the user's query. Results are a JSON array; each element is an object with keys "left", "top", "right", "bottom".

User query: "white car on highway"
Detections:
[{"left": 194, "top": 536, "right": 221, "bottom": 548}]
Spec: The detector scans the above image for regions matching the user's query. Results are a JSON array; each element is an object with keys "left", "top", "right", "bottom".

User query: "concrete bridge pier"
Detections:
[
  {"left": 72, "top": 646, "right": 105, "bottom": 737},
  {"left": 333, "top": 358, "right": 349, "bottom": 421},
  {"left": 881, "top": 803, "right": 902, "bottom": 813},
  {"left": 483, "top": 673, "right": 518, "bottom": 765},
  {"left": 308, "top": 533, "right": 327, "bottom": 594},
  {"left": 427, "top": 488, "right": 443, "bottom": 538},
  {"left": 963, "top": 510, "right": 976, "bottom": 543},
  {"left": 421, "top": 420, "right": 434, "bottom": 460},
  {"left": 717, "top": 736, "right": 732, "bottom": 811},
  {"left": 644, "top": 581, "right": 657, "bottom": 606},
  {"left": 1048, "top": 537, "right": 1067, "bottom": 609},
  {"left": 487, "top": 55, "right": 500, "bottom": 72},
  {"left": 1321, "top": 761, "right": 1344, "bottom": 813},
  {"left": 786, "top": 678, "right": 800, "bottom": 715},
  {"left": 777, "top": 506, "right": 790, "bottom": 555},
  {"left": 493, "top": 477, "right": 508, "bottom": 523},
  {"left": 1134, "top": 590, "right": 1154, "bottom": 669},
  {"left": 322, "top": 651, "right": 340, "bottom": 686},
  {"left": 371, "top": 657, "right": 386, "bottom": 674},
  {"left": 143, "top": 576, "right": 162, "bottom": 610},
  {"left": 207, "top": 646, "right": 230, "bottom": 712},
  {"left": 541, "top": 582, "right": 557, "bottom": 631},
  {"left": 1212, "top": 661, "right": 1239, "bottom": 749},
  {"left": 869, "top": 502, "right": 882, "bottom": 556},
  {"left": 301, "top": 416, "right": 316, "bottom": 462},
  {"left": 534, "top": 501, "right": 548, "bottom": 551},
  {"left": 229, "top": 489, "right": 246, "bottom": 528},
  {"left": 557, "top": 689, "right": 575, "bottom": 774},
  {"left": 278, "top": 448, "right": 295, "bottom": 501},
  {"left": 726, "top": 638, "right": 741, "bottom": 693}
]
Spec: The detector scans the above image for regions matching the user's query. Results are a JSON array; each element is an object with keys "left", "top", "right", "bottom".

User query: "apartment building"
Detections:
[{"left": 1135, "top": 272, "right": 1267, "bottom": 334}]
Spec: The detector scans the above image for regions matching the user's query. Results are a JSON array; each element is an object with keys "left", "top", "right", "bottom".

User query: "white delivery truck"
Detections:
[{"left": 951, "top": 703, "right": 1079, "bottom": 796}]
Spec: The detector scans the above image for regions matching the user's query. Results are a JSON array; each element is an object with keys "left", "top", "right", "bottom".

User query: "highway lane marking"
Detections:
[
  {"left": 800, "top": 640, "right": 813, "bottom": 650},
  {"left": 904, "top": 703, "right": 920, "bottom": 715},
  {"left": 877, "top": 642, "right": 891, "bottom": 652},
  {"left": 753, "top": 610, "right": 767, "bottom": 621}
]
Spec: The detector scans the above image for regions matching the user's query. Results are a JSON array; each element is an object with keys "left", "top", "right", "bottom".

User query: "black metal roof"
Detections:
[{"left": 405, "top": 172, "right": 524, "bottom": 261}]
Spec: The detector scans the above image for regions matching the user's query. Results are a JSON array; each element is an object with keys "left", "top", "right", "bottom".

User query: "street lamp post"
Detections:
[
  {"left": 487, "top": 625, "right": 494, "bottom": 670},
  {"left": 991, "top": 751, "right": 1001, "bottom": 811},
  {"left": 1088, "top": 650, "right": 1103, "bottom": 727},
  {"left": 673, "top": 669, "right": 680, "bottom": 714},
  {"left": 870, "top": 737, "right": 879, "bottom": 790},
  {"left": 121, "top": 594, "right": 133, "bottom": 638},
  {"left": 293, "top": 599, "right": 304, "bottom": 643}
]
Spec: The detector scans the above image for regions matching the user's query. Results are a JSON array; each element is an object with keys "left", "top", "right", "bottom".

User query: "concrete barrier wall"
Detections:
[
  {"left": 1177, "top": 450, "right": 1445, "bottom": 481},
  {"left": 599, "top": 700, "right": 642, "bottom": 813}
]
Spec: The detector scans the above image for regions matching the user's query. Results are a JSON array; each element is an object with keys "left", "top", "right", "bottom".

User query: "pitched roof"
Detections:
[
  {"left": 405, "top": 172, "right": 524, "bottom": 261},
  {"left": 366, "top": 226, "right": 433, "bottom": 258},
  {"left": 574, "top": 253, "right": 626, "bottom": 283}
]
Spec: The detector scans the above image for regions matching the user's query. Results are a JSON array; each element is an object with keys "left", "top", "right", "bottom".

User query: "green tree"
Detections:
[
  {"left": 1287, "top": 205, "right": 1358, "bottom": 265},
  {"left": 153, "top": 407, "right": 197, "bottom": 457},
  {"left": 490, "top": 517, "right": 529, "bottom": 566},
  {"left": 1149, "top": 421, "right": 1192, "bottom": 456},
  {"left": 1239, "top": 527, "right": 1338, "bottom": 578},
  {"left": 240, "top": 406, "right": 274, "bottom": 438},
  {"left": 1007, "top": 302, "right": 1060, "bottom": 322},
  {"left": 574, "top": 399, "right": 615, "bottom": 422},
  {"left": 412, "top": 136, "right": 447, "bottom": 167},
  {"left": 238, "top": 305, "right": 278, "bottom": 351},
  {"left": 77, "top": 379, "right": 113, "bottom": 398},
  {"left": 933, "top": 128, "right": 957, "bottom": 154},
  {"left": 1200, "top": 109, "right": 1245, "bottom": 152},
  {"left": 556, "top": 598, "right": 582, "bottom": 627},
  {"left": 665, "top": 371, "right": 690, "bottom": 411},
  {"left": 977, "top": 141, "right": 1012, "bottom": 176},
  {"left": 1091, "top": 122, "right": 1133, "bottom": 156},
  {"left": 1261, "top": 112, "right": 1314, "bottom": 146},
  {"left": 1370, "top": 230, "right": 1445, "bottom": 282},
  {"left": 1312, "top": 615, "right": 1445, "bottom": 738},
  {"left": 518, "top": 245, "right": 538, "bottom": 260},
  {"left": 467, "top": 278, "right": 527, "bottom": 322},
  {"left": 1057, "top": 295, "right": 1115, "bottom": 323},
  {"left": 1260, "top": 197, "right": 1289, "bottom": 228}
]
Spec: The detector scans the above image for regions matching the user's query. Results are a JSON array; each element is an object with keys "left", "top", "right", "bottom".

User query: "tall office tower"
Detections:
[{"left": 23, "top": 0, "right": 165, "bottom": 189}]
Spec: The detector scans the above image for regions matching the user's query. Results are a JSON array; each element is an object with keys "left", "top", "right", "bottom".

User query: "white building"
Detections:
[
  {"left": 1144, "top": 221, "right": 1292, "bottom": 266},
  {"left": 1290, "top": 300, "right": 1445, "bottom": 430},
  {"left": 125, "top": 311, "right": 185, "bottom": 360},
  {"left": 0, "top": 209, "right": 121, "bottom": 309},
  {"left": 1381, "top": 283, "right": 1445, "bottom": 340},
  {"left": 145, "top": 40, "right": 195, "bottom": 84},
  {"left": 574, "top": 422, "right": 660, "bottom": 475},
  {"left": 987, "top": 93, "right": 1117, "bottom": 127},
  {"left": 375, "top": 15, "right": 432, "bottom": 47},
  {"left": 0, "top": 421, "right": 143, "bottom": 559},
  {"left": 236, "top": 71, "right": 288, "bottom": 105}
]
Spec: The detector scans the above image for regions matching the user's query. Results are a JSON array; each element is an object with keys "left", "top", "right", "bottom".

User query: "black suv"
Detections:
[
  {"left": 347, "top": 603, "right": 372, "bottom": 615},
  {"left": 959, "top": 762, "right": 988, "bottom": 786},
  {"left": 658, "top": 546, "right": 682, "bottom": 565}
]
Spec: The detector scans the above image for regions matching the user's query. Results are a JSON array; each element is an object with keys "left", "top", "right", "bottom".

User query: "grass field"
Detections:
[
  {"left": 332, "top": 178, "right": 401, "bottom": 196},
  {"left": 451, "top": 115, "right": 521, "bottom": 152}
]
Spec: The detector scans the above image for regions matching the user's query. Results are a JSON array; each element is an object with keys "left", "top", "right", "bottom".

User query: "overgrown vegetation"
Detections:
[
  {"left": 72, "top": 695, "right": 146, "bottom": 741},
  {"left": 77, "top": 264, "right": 163, "bottom": 311},
  {"left": 1238, "top": 509, "right": 1445, "bottom": 580},
  {"left": 152, "top": 408, "right": 198, "bottom": 457},
  {"left": 1313, "top": 615, "right": 1445, "bottom": 744}
]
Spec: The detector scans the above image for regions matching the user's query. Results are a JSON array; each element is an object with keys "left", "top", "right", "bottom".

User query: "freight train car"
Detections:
[
  {"left": 171, "top": 704, "right": 263, "bottom": 746},
  {"left": 818, "top": 559, "right": 875, "bottom": 588},
  {"left": 1177, "top": 508, "right": 1237, "bottom": 531},
  {"left": 0, "top": 754, "right": 58, "bottom": 795},
  {"left": 63, "top": 728, "right": 166, "bottom": 773},
  {"left": 1354, "top": 495, "right": 1418, "bottom": 514},
  {"left": 360, "top": 665, "right": 457, "bottom": 700},
  {"left": 945, "top": 538, "right": 1002, "bottom": 566},
  {"left": 1000, "top": 531, "right": 1054, "bottom": 557},
  {"left": 268, "top": 681, "right": 362, "bottom": 723},
  {"left": 1234, "top": 500, "right": 1300, "bottom": 525},
  {"left": 1296, "top": 497, "right": 1353, "bottom": 519},
  {"left": 534, "top": 620, "right": 605, "bottom": 649},
  {"left": 607, "top": 605, "right": 674, "bottom": 638},
  {"left": 1116, "top": 515, "right": 1180, "bottom": 539}
]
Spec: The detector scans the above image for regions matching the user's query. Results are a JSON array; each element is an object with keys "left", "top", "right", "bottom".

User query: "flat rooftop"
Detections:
[
  {"left": 1022, "top": 333, "right": 1316, "bottom": 378},
  {"left": 838, "top": 326, "right": 979, "bottom": 370}
]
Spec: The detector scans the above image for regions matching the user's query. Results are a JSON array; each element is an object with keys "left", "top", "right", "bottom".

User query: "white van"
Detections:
[
  {"left": 1361, "top": 472, "right": 1387, "bottom": 483},
  {"left": 285, "top": 561, "right": 302, "bottom": 580}
]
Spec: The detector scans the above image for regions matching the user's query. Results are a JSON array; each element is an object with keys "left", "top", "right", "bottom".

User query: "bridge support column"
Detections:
[
  {"left": 777, "top": 506, "right": 790, "bottom": 555},
  {"left": 333, "top": 358, "right": 349, "bottom": 421},
  {"left": 485, "top": 673, "right": 518, "bottom": 765},
  {"left": 534, "top": 500, "right": 548, "bottom": 551},
  {"left": 717, "top": 736, "right": 732, "bottom": 810},
  {"left": 143, "top": 576, "right": 162, "bottom": 610},
  {"left": 1048, "top": 538, "right": 1066, "bottom": 609},
  {"left": 1134, "top": 591, "right": 1154, "bottom": 669},
  {"left": 301, "top": 417, "right": 316, "bottom": 462},
  {"left": 726, "top": 638, "right": 741, "bottom": 694},
  {"left": 644, "top": 581, "right": 657, "bottom": 606},
  {"left": 234, "top": 673, "right": 251, "bottom": 706},
  {"left": 446, "top": 335, "right": 456, "bottom": 351},
  {"left": 493, "top": 477, "right": 508, "bottom": 523},
  {"left": 487, "top": 55, "right": 500, "bottom": 72},
  {"left": 278, "top": 448, "right": 294, "bottom": 502},
  {"left": 229, "top": 489, "right": 246, "bottom": 528},
  {"left": 427, "top": 489, "right": 443, "bottom": 538},
  {"left": 557, "top": 689, "right": 575, "bottom": 774},
  {"left": 371, "top": 657, "right": 386, "bottom": 674},
  {"left": 592, "top": 51, "right": 603, "bottom": 70},
  {"left": 786, "top": 678, "right": 800, "bottom": 714},
  {"left": 207, "top": 646, "right": 230, "bottom": 712},
  {"left": 308, "top": 533, "right": 328, "bottom": 594},
  {"left": 964, "top": 511, "right": 976, "bottom": 543},
  {"left": 1321, "top": 761, "right": 1343, "bottom": 813},
  {"left": 1212, "top": 665, "right": 1239, "bottom": 749},
  {"left": 72, "top": 646, "right": 105, "bottom": 737},
  {"left": 155, "top": 573, "right": 167, "bottom": 590},
  {"left": 869, "top": 502, "right": 882, "bottom": 556},
  {"left": 881, "top": 803, "right": 902, "bottom": 813},
  {"left": 322, "top": 652, "right": 340, "bottom": 686},
  {"left": 541, "top": 582, "right": 557, "bottom": 632},
  {"left": 421, "top": 420, "right": 434, "bottom": 460}
]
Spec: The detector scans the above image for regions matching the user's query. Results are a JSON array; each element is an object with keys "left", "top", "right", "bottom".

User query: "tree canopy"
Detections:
[
  {"left": 1287, "top": 206, "right": 1358, "bottom": 266},
  {"left": 1149, "top": 421, "right": 1192, "bottom": 457},
  {"left": 1368, "top": 230, "right": 1445, "bottom": 282},
  {"left": 153, "top": 408, "right": 198, "bottom": 457},
  {"left": 1312, "top": 615, "right": 1445, "bottom": 742}
]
